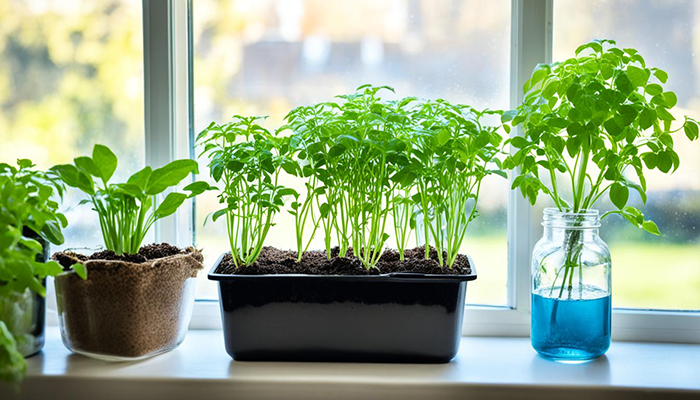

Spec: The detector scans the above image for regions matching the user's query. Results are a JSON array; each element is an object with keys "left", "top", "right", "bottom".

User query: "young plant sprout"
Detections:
[
  {"left": 331, "top": 86, "right": 413, "bottom": 270},
  {"left": 503, "top": 39, "right": 699, "bottom": 297},
  {"left": 52, "top": 144, "right": 211, "bottom": 255},
  {"left": 201, "top": 85, "right": 505, "bottom": 271},
  {"left": 279, "top": 105, "right": 334, "bottom": 262},
  {"left": 290, "top": 86, "right": 419, "bottom": 270},
  {"left": 410, "top": 101, "right": 505, "bottom": 267},
  {"left": 198, "top": 116, "right": 297, "bottom": 268},
  {"left": 278, "top": 85, "right": 504, "bottom": 269}
]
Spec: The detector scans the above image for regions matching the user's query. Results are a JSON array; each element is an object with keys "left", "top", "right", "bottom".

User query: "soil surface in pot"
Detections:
[
  {"left": 215, "top": 246, "right": 471, "bottom": 276},
  {"left": 51, "top": 243, "right": 203, "bottom": 358},
  {"left": 53, "top": 242, "right": 186, "bottom": 269}
]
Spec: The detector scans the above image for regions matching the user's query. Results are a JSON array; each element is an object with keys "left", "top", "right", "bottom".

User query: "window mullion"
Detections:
[
  {"left": 143, "top": 0, "right": 192, "bottom": 247},
  {"left": 508, "top": 0, "right": 553, "bottom": 314}
]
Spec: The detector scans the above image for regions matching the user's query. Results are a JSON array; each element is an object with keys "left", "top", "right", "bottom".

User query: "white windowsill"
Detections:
[{"left": 3, "top": 327, "right": 699, "bottom": 400}]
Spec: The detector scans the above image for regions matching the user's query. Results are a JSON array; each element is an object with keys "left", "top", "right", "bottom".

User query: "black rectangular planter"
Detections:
[{"left": 209, "top": 254, "right": 476, "bottom": 363}]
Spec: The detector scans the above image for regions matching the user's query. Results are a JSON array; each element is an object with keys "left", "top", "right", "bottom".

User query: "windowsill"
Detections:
[{"left": 3, "top": 327, "right": 699, "bottom": 400}]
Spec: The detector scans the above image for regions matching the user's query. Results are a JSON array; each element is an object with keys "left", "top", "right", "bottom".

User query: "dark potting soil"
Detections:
[
  {"left": 53, "top": 242, "right": 187, "bottom": 270},
  {"left": 51, "top": 244, "right": 204, "bottom": 358},
  {"left": 215, "top": 246, "right": 471, "bottom": 276}
]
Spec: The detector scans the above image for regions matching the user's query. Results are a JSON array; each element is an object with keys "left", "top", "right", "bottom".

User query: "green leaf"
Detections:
[
  {"left": 437, "top": 129, "right": 451, "bottom": 146},
  {"left": 657, "top": 151, "right": 672, "bottom": 173},
  {"left": 641, "top": 153, "right": 657, "bottom": 169},
  {"left": 276, "top": 188, "right": 299, "bottom": 198},
  {"left": 624, "top": 180, "right": 647, "bottom": 204},
  {"left": 51, "top": 164, "right": 95, "bottom": 195},
  {"left": 617, "top": 105, "right": 638, "bottom": 126},
  {"left": 489, "top": 169, "right": 508, "bottom": 179},
  {"left": 510, "top": 136, "right": 529, "bottom": 149},
  {"left": 74, "top": 156, "right": 101, "bottom": 178},
  {"left": 41, "top": 220, "right": 65, "bottom": 245},
  {"left": 0, "top": 321, "right": 26, "bottom": 387},
  {"left": 684, "top": 120, "right": 699, "bottom": 141},
  {"left": 41, "top": 260, "right": 63, "bottom": 278},
  {"left": 642, "top": 220, "right": 660, "bottom": 235},
  {"left": 72, "top": 263, "right": 88, "bottom": 280},
  {"left": 154, "top": 192, "right": 188, "bottom": 219},
  {"left": 566, "top": 137, "right": 580, "bottom": 158},
  {"left": 92, "top": 144, "right": 118, "bottom": 184},
  {"left": 19, "top": 237, "right": 42, "bottom": 254},
  {"left": 542, "top": 79, "right": 560, "bottom": 99},
  {"left": 653, "top": 68, "right": 668, "bottom": 83},
  {"left": 211, "top": 162, "right": 224, "bottom": 182},
  {"left": 183, "top": 181, "right": 215, "bottom": 196},
  {"left": 626, "top": 65, "right": 649, "bottom": 87},
  {"left": 114, "top": 183, "right": 143, "bottom": 198},
  {"left": 127, "top": 166, "right": 153, "bottom": 191},
  {"left": 614, "top": 72, "right": 634, "bottom": 95},
  {"left": 662, "top": 92, "right": 677, "bottom": 108},
  {"left": 210, "top": 208, "right": 227, "bottom": 222},
  {"left": 644, "top": 83, "right": 663, "bottom": 96},
  {"left": 610, "top": 182, "right": 629, "bottom": 209},
  {"left": 604, "top": 119, "right": 623, "bottom": 136},
  {"left": 391, "top": 169, "right": 417, "bottom": 186},
  {"left": 226, "top": 160, "right": 245, "bottom": 172},
  {"left": 655, "top": 107, "right": 675, "bottom": 122},
  {"left": 145, "top": 159, "right": 199, "bottom": 195},
  {"left": 501, "top": 109, "right": 518, "bottom": 123},
  {"left": 16, "top": 159, "right": 33, "bottom": 169},
  {"left": 575, "top": 41, "right": 602, "bottom": 55},
  {"left": 639, "top": 108, "right": 654, "bottom": 130}
]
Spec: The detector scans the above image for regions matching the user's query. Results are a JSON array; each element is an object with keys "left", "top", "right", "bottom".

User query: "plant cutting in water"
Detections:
[
  {"left": 52, "top": 144, "right": 212, "bottom": 255},
  {"left": 503, "top": 39, "right": 700, "bottom": 299},
  {"left": 198, "top": 116, "right": 297, "bottom": 268},
  {"left": 0, "top": 160, "right": 72, "bottom": 387}
]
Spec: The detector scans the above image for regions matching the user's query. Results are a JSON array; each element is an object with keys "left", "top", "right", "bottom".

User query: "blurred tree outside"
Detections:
[
  {"left": 0, "top": 0, "right": 143, "bottom": 171},
  {"left": 0, "top": 0, "right": 145, "bottom": 250}
]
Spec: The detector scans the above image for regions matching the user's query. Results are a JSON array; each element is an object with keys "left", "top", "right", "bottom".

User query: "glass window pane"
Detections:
[
  {"left": 193, "top": 0, "right": 511, "bottom": 305},
  {"left": 551, "top": 0, "right": 700, "bottom": 310},
  {"left": 0, "top": 0, "right": 145, "bottom": 251}
]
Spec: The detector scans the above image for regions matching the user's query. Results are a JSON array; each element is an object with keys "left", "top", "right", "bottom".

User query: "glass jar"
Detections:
[
  {"left": 0, "top": 287, "right": 45, "bottom": 357},
  {"left": 0, "top": 230, "right": 50, "bottom": 358},
  {"left": 531, "top": 208, "right": 611, "bottom": 361}
]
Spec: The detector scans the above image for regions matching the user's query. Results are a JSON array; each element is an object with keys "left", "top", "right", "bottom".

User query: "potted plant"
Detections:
[
  {"left": 0, "top": 160, "right": 69, "bottom": 386},
  {"left": 50, "top": 145, "right": 213, "bottom": 361},
  {"left": 503, "top": 39, "right": 699, "bottom": 361},
  {"left": 202, "top": 85, "right": 504, "bottom": 363}
]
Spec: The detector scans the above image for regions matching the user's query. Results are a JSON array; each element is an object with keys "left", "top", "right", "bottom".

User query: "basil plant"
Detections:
[{"left": 0, "top": 160, "right": 68, "bottom": 387}]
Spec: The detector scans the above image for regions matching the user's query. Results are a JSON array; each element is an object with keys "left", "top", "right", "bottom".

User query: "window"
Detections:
[
  {"left": 0, "top": 0, "right": 146, "bottom": 250},
  {"left": 5, "top": 0, "right": 698, "bottom": 341},
  {"left": 551, "top": 0, "right": 700, "bottom": 311},
  {"left": 191, "top": 0, "right": 512, "bottom": 305}
]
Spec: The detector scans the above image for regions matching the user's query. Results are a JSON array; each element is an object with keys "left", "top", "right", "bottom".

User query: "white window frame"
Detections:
[{"left": 143, "top": 0, "right": 700, "bottom": 342}]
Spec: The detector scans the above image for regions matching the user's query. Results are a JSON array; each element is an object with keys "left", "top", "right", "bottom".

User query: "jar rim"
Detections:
[
  {"left": 542, "top": 207, "right": 601, "bottom": 229},
  {"left": 543, "top": 207, "right": 599, "bottom": 217}
]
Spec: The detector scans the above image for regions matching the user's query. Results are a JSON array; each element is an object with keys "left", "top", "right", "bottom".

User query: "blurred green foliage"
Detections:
[{"left": 0, "top": 0, "right": 143, "bottom": 169}]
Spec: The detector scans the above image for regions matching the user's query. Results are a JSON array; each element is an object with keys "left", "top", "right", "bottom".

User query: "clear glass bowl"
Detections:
[{"left": 55, "top": 269, "right": 197, "bottom": 362}]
